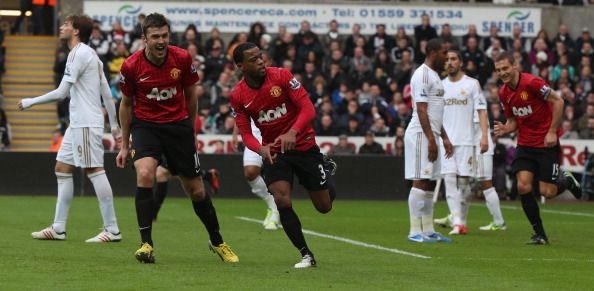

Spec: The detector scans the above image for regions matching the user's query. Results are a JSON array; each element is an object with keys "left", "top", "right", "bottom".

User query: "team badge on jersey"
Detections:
[
  {"left": 170, "top": 68, "right": 181, "bottom": 80},
  {"left": 270, "top": 86, "right": 282, "bottom": 97},
  {"left": 520, "top": 91, "right": 529, "bottom": 101},
  {"left": 190, "top": 64, "right": 197, "bottom": 74},
  {"left": 289, "top": 78, "right": 301, "bottom": 90},
  {"left": 119, "top": 72, "right": 126, "bottom": 84},
  {"left": 460, "top": 88, "right": 467, "bottom": 96},
  {"left": 130, "top": 149, "right": 136, "bottom": 159}
]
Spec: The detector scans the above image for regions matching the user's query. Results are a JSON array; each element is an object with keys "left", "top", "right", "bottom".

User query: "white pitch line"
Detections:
[
  {"left": 490, "top": 204, "right": 594, "bottom": 218},
  {"left": 235, "top": 216, "right": 430, "bottom": 259}
]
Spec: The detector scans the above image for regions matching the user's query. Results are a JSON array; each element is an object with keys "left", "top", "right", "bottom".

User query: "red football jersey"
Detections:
[
  {"left": 119, "top": 45, "right": 199, "bottom": 123},
  {"left": 230, "top": 67, "right": 317, "bottom": 153},
  {"left": 499, "top": 73, "right": 560, "bottom": 148}
]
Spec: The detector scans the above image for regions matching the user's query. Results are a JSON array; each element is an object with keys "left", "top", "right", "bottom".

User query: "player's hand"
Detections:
[
  {"left": 480, "top": 135, "right": 489, "bottom": 154},
  {"left": 259, "top": 144, "right": 274, "bottom": 165},
  {"left": 111, "top": 127, "right": 122, "bottom": 144},
  {"left": 493, "top": 121, "right": 506, "bottom": 137},
  {"left": 231, "top": 134, "right": 239, "bottom": 151},
  {"left": 428, "top": 138, "right": 438, "bottom": 162},
  {"left": 442, "top": 137, "right": 454, "bottom": 159},
  {"left": 116, "top": 148, "right": 129, "bottom": 168},
  {"left": 544, "top": 132, "right": 558, "bottom": 148},
  {"left": 274, "top": 130, "right": 297, "bottom": 154},
  {"left": 17, "top": 100, "right": 26, "bottom": 111}
]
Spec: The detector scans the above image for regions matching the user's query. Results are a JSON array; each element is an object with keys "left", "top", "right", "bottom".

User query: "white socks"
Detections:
[
  {"left": 88, "top": 170, "right": 119, "bottom": 234},
  {"left": 408, "top": 187, "right": 430, "bottom": 236},
  {"left": 421, "top": 190, "right": 436, "bottom": 235},
  {"left": 483, "top": 187, "right": 505, "bottom": 225},
  {"left": 248, "top": 175, "right": 277, "bottom": 211},
  {"left": 52, "top": 172, "right": 74, "bottom": 233},
  {"left": 458, "top": 177, "right": 472, "bottom": 225},
  {"left": 443, "top": 174, "right": 462, "bottom": 225}
]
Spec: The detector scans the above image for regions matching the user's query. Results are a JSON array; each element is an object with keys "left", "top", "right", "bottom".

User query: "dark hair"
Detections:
[
  {"left": 426, "top": 38, "right": 444, "bottom": 56},
  {"left": 142, "top": 13, "right": 170, "bottom": 36},
  {"left": 65, "top": 14, "right": 93, "bottom": 43},
  {"left": 495, "top": 51, "right": 515, "bottom": 64},
  {"left": 447, "top": 49, "right": 463, "bottom": 63},
  {"left": 233, "top": 42, "right": 258, "bottom": 64}
]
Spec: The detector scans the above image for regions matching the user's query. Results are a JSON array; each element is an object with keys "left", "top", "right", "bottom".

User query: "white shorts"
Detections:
[
  {"left": 57, "top": 127, "right": 104, "bottom": 168},
  {"left": 243, "top": 147, "right": 263, "bottom": 167},
  {"left": 440, "top": 145, "right": 475, "bottom": 177},
  {"left": 474, "top": 147, "right": 493, "bottom": 181},
  {"left": 243, "top": 129, "right": 263, "bottom": 167},
  {"left": 404, "top": 131, "right": 441, "bottom": 180}
]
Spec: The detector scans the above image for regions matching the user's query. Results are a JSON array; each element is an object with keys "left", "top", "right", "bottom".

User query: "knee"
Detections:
[
  {"left": 271, "top": 191, "right": 291, "bottom": 208},
  {"left": 516, "top": 180, "right": 532, "bottom": 194},
  {"left": 136, "top": 167, "right": 155, "bottom": 185},
  {"left": 315, "top": 203, "right": 332, "bottom": 214},
  {"left": 540, "top": 186, "right": 557, "bottom": 199},
  {"left": 188, "top": 187, "right": 206, "bottom": 201},
  {"left": 244, "top": 168, "right": 260, "bottom": 182}
]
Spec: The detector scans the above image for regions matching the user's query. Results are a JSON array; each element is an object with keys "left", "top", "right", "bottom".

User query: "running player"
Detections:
[
  {"left": 433, "top": 50, "right": 505, "bottom": 234},
  {"left": 404, "top": 38, "right": 453, "bottom": 243},
  {"left": 116, "top": 13, "right": 238, "bottom": 263},
  {"left": 19, "top": 14, "right": 122, "bottom": 243},
  {"left": 230, "top": 42, "right": 337, "bottom": 268},
  {"left": 494, "top": 51, "right": 581, "bottom": 244}
]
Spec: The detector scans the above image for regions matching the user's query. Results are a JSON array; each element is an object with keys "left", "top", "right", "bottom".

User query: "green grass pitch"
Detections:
[{"left": 1, "top": 195, "right": 593, "bottom": 290}]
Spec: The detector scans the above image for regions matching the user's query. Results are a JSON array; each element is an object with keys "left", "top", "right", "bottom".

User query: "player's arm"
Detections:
[
  {"left": 116, "top": 62, "right": 134, "bottom": 168},
  {"left": 494, "top": 117, "right": 517, "bottom": 137},
  {"left": 184, "top": 84, "right": 198, "bottom": 130},
  {"left": 478, "top": 109, "right": 489, "bottom": 153},
  {"left": 276, "top": 69, "right": 316, "bottom": 153},
  {"left": 99, "top": 67, "right": 119, "bottom": 135},
  {"left": 17, "top": 80, "right": 72, "bottom": 110},
  {"left": 440, "top": 126, "right": 453, "bottom": 158},
  {"left": 230, "top": 94, "right": 261, "bottom": 154},
  {"left": 545, "top": 90, "right": 563, "bottom": 147},
  {"left": 231, "top": 123, "right": 240, "bottom": 150},
  {"left": 416, "top": 102, "right": 438, "bottom": 161}
]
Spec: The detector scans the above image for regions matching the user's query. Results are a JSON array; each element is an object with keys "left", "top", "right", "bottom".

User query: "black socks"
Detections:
[
  {"left": 192, "top": 195, "right": 223, "bottom": 246},
  {"left": 153, "top": 182, "right": 168, "bottom": 219},
  {"left": 278, "top": 207, "right": 311, "bottom": 257},
  {"left": 520, "top": 194, "right": 546, "bottom": 237},
  {"left": 136, "top": 187, "right": 155, "bottom": 246}
]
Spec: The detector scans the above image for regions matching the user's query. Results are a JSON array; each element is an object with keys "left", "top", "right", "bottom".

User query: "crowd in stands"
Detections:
[{"left": 3, "top": 13, "right": 594, "bottom": 155}]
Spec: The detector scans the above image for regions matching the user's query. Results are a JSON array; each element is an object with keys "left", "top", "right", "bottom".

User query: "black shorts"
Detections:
[
  {"left": 262, "top": 146, "right": 328, "bottom": 192},
  {"left": 512, "top": 145, "right": 560, "bottom": 183},
  {"left": 130, "top": 118, "right": 201, "bottom": 178}
]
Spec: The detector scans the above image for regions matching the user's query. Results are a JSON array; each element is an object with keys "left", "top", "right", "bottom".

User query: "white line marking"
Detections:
[
  {"left": 473, "top": 204, "right": 594, "bottom": 218},
  {"left": 235, "top": 216, "right": 430, "bottom": 259}
]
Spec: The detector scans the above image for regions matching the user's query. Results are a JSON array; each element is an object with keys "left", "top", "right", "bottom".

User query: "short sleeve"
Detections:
[
  {"left": 498, "top": 87, "right": 513, "bottom": 119},
  {"left": 118, "top": 61, "right": 135, "bottom": 98},
  {"left": 410, "top": 70, "right": 429, "bottom": 103},
  {"left": 62, "top": 48, "right": 91, "bottom": 83},
  {"left": 528, "top": 77, "right": 551, "bottom": 100},
  {"left": 181, "top": 52, "right": 200, "bottom": 88},
  {"left": 473, "top": 80, "right": 487, "bottom": 111}
]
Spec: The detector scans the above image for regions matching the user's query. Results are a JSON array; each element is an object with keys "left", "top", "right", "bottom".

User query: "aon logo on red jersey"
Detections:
[
  {"left": 258, "top": 103, "right": 287, "bottom": 123},
  {"left": 512, "top": 105, "right": 532, "bottom": 117},
  {"left": 146, "top": 87, "right": 177, "bottom": 101}
]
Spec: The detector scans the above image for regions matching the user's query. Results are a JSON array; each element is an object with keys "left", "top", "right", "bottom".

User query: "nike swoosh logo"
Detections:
[
  {"left": 319, "top": 180, "right": 327, "bottom": 186},
  {"left": 244, "top": 101, "right": 254, "bottom": 108},
  {"left": 140, "top": 76, "right": 150, "bottom": 82}
]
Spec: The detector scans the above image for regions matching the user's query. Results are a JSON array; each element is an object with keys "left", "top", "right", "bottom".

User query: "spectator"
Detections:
[
  {"left": 575, "top": 27, "right": 592, "bottom": 53},
  {"left": 553, "top": 24, "right": 575, "bottom": 52},
  {"left": 533, "top": 28, "right": 553, "bottom": 49},
  {"left": 560, "top": 120, "right": 580, "bottom": 139},
  {"left": 107, "top": 21, "right": 130, "bottom": 49},
  {"left": 130, "top": 13, "right": 146, "bottom": 43},
  {"left": 227, "top": 32, "right": 248, "bottom": 60},
  {"left": 462, "top": 24, "right": 481, "bottom": 51},
  {"left": 394, "top": 27, "right": 414, "bottom": 48},
  {"left": 358, "top": 131, "right": 385, "bottom": 154},
  {"left": 344, "top": 116, "right": 363, "bottom": 136},
  {"left": 393, "top": 50, "right": 415, "bottom": 87},
  {"left": 391, "top": 37, "right": 415, "bottom": 65},
  {"left": 414, "top": 14, "right": 437, "bottom": 45},
  {"left": 577, "top": 65, "right": 593, "bottom": 93},
  {"left": 392, "top": 136, "right": 404, "bottom": 157},
  {"left": 330, "top": 134, "right": 356, "bottom": 155},
  {"left": 369, "top": 117, "right": 390, "bottom": 137},
  {"left": 11, "top": 0, "right": 33, "bottom": 34},
  {"left": 295, "top": 20, "right": 319, "bottom": 46},
  {"left": 179, "top": 24, "right": 202, "bottom": 50},
  {"left": 368, "top": 24, "right": 395, "bottom": 55},
  {"left": 204, "top": 41, "right": 230, "bottom": 85},
  {"left": 107, "top": 41, "right": 129, "bottom": 82},
  {"left": 507, "top": 24, "right": 531, "bottom": 53},
  {"left": 344, "top": 23, "right": 364, "bottom": 57},
  {"left": 31, "top": 0, "right": 54, "bottom": 35},
  {"left": 316, "top": 114, "right": 340, "bottom": 136},
  {"left": 529, "top": 38, "right": 556, "bottom": 68},
  {"left": 296, "top": 32, "right": 323, "bottom": 73},
  {"left": 48, "top": 129, "right": 63, "bottom": 152},
  {"left": 247, "top": 22, "right": 266, "bottom": 46},
  {"left": 271, "top": 26, "right": 294, "bottom": 65},
  {"left": 577, "top": 103, "right": 594, "bottom": 132},
  {"left": 483, "top": 25, "right": 507, "bottom": 52},
  {"left": 579, "top": 117, "right": 594, "bottom": 139},
  {"left": 552, "top": 54, "right": 576, "bottom": 84},
  {"left": 0, "top": 106, "right": 10, "bottom": 150},
  {"left": 204, "top": 27, "right": 224, "bottom": 55},
  {"left": 321, "top": 20, "right": 344, "bottom": 55},
  {"left": 89, "top": 24, "right": 110, "bottom": 62},
  {"left": 439, "top": 23, "right": 458, "bottom": 49}
]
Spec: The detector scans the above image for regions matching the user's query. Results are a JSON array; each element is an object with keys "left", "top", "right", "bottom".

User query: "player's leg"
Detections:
[
  {"left": 293, "top": 149, "right": 334, "bottom": 214},
  {"left": 244, "top": 148, "right": 279, "bottom": 229},
  {"left": 75, "top": 127, "right": 121, "bottom": 242},
  {"left": 516, "top": 166, "right": 548, "bottom": 244},
  {"left": 32, "top": 128, "right": 77, "bottom": 240},
  {"left": 153, "top": 164, "right": 171, "bottom": 221},
  {"left": 476, "top": 154, "right": 506, "bottom": 230},
  {"left": 435, "top": 144, "right": 461, "bottom": 229}
]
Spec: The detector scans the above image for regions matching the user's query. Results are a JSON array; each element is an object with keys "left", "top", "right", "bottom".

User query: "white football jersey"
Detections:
[
  {"left": 407, "top": 64, "right": 445, "bottom": 135},
  {"left": 62, "top": 43, "right": 107, "bottom": 128},
  {"left": 441, "top": 75, "right": 485, "bottom": 145}
]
